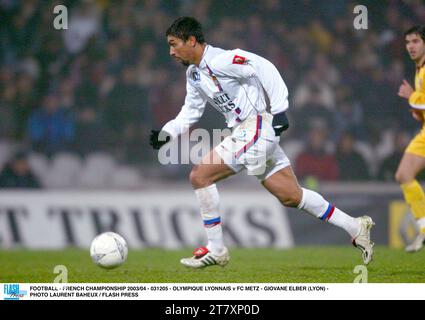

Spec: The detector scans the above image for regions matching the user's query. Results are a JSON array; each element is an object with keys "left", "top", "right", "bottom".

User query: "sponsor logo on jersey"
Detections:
[{"left": 212, "top": 92, "right": 236, "bottom": 113}]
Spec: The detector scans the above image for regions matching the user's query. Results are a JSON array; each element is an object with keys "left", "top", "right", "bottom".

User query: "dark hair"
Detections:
[
  {"left": 404, "top": 25, "right": 425, "bottom": 42},
  {"left": 166, "top": 17, "right": 205, "bottom": 44}
]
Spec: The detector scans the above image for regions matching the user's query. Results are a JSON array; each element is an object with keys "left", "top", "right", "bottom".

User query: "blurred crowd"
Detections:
[{"left": 0, "top": 0, "right": 424, "bottom": 187}]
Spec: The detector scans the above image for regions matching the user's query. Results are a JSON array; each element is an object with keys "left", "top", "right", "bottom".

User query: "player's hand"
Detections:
[
  {"left": 150, "top": 130, "right": 171, "bottom": 150},
  {"left": 398, "top": 79, "right": 414, "bottom": 99},
  {"left": 410, "top": 109, "right": 424, "bottom": 122},
  {"left": 272, "top": 112, "right": 289, "bottom": 136}
]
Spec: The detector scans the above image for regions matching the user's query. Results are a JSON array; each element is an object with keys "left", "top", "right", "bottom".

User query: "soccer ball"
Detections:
[{"left": 90, "top": 232, "right": 128, "bottom": 269}]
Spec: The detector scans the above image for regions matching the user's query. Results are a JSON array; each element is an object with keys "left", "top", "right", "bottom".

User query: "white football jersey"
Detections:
[{"left": 162, "top": 45, "right": 289, "bottom": 139}]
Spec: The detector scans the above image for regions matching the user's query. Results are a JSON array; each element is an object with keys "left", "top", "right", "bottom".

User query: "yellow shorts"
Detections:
[{"left": 406, "top": 130, "right": 425, "bottom": 157}]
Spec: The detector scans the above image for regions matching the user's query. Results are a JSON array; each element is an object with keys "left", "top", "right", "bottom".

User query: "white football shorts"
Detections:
[{"left": 215, "top": 112, "right": 291, "bottom": 181}]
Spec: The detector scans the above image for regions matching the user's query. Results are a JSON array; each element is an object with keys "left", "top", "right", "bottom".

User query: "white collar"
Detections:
[{"left": 198, "top": 44, "right": 211, "bottom": 69}]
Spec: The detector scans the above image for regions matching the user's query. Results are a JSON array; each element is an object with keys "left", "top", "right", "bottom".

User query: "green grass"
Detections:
[{"left": 0, "top": 246, "right": 424, "bottom": 283}]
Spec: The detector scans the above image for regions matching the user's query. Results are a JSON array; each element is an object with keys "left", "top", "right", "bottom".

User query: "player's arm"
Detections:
[
  {"left": 408, "top": 89, "right": 425, "bottom": 110},
  {"left": 150, "top": 80, "right": 206, "bottom": 150},
  {"left": 211, "top": 51, "right": 289, "bottom": 135},
  {"left": 398, "top": 78, "right": 425, "bottom": 122},
  {"left": 254, "top": 55, "right": 290, "bottom": 135},
  {"left": 409, "top": 87, "right": 425, "bottom": 122},
  {"left": 398, "top": 78, "right": 425, "bottom": 109}
]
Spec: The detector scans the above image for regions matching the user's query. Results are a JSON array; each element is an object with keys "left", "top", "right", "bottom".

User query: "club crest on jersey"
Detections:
[
  {"left": 232, "top": 55, "right": 247, "bottom": 65},
  {"left": 191, "top": 71, "right": 201, "bottom": 83}
]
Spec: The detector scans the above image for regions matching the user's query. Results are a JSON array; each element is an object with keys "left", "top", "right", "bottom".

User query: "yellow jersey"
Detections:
[
  {"left": 409, "top": 63, "right": 425, "bottom": 127},
  {"left": 406, "top": 63, "right": 425, "bottom": 156}
]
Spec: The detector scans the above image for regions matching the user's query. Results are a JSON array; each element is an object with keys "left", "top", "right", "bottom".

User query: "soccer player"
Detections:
[
  {"left": 396, "top": 25, "right": 425, "bottom": 252},
  {"left": 150, "top": 17, "right": 374, "bottom": 268}
]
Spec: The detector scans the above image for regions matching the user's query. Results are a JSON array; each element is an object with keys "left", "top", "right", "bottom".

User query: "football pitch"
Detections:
[{"left": 1, "top": 246, "right": 424, "bottom": 283}]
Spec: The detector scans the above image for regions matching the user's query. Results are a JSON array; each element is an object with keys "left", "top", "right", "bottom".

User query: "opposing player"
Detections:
[
  {"left": 150, "top": 17, "right": 374, "bottom": 268},
  {"left": 396, "top": 25, "right": 425, "bottom": 252}
]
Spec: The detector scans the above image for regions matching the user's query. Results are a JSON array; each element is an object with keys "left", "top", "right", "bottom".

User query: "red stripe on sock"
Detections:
[
  {"left": 204, "top": 222, "right": 221, "bottom": 228},
  {"left": 326, "top": 206, "right": 335, "bottom": 221}
]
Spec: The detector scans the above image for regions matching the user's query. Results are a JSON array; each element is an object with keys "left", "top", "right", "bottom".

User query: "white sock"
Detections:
[
  {"left": 194, "top": 184, "right": 225, "bottom": 254},
  {"left": 297, "top": 188, "right": 360, "bottom": 238},
  {"left": 418, "top": 217, "right": 425, "bottom": 233}
]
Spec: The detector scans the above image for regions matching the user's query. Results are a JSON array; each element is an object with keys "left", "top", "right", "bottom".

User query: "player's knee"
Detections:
[
  {"left": 279, "top": 190, "right": 302, "bottom": 208},
  {"left": 394, "top": 170, "right": 403, "bottom": 184},
  {"left": 189, "top": 167, "right": 201, "bottom": 187},
  {"left": 395, "top": 168, "right": 412, "bottom": 184},
  {"left": 189, "top": 166, "right": 211, "bottom": 188}
]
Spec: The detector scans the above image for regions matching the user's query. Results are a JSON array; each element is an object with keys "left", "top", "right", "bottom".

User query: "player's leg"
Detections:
[
  {"left": 190, "top": 149, "right": 234, "bottom": 254},
  {"left": 262, "top": 166, "right": 361, "bottom": 237},
  {"left": 189, "top": 149, "right": 235, "bottom": 189},
  {"left": 395, "top": 151, "right": 425, "bottom": 252},
  {"left": 181, "top": 149, "right": 235, "bottom": 268},
  {"left": 262, "top": 166, "right": 375, "bottom": 264}
]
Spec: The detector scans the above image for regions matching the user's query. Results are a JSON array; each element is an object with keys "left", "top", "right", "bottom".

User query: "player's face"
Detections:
[
  {"left": 405, "top": 34, "right": 425, "bottom": 62},
  {"left": 167, "top": 35, "right": 195, "bottom": 66}
]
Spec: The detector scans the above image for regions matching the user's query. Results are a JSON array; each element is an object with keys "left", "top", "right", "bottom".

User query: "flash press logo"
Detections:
[
  {"left": 3, "top": 284, "right": 27, "bottom": 300},
  {"left": 157, "top": 128, "right": 269, "bottom": 176}
]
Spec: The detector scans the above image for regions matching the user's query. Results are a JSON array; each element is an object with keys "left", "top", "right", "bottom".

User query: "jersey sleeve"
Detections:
[
  {"left": 161, "top": 79, "right": 207, "bottom": 140},
  {"left": 409, "top": 69, "right": 425, "bottom": 109},
  {"left": 210, "top": 50, "right": 289, "bottom": 115},
  {"left": 409, "top": 91, "right": 425, "bottom": 109}
]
